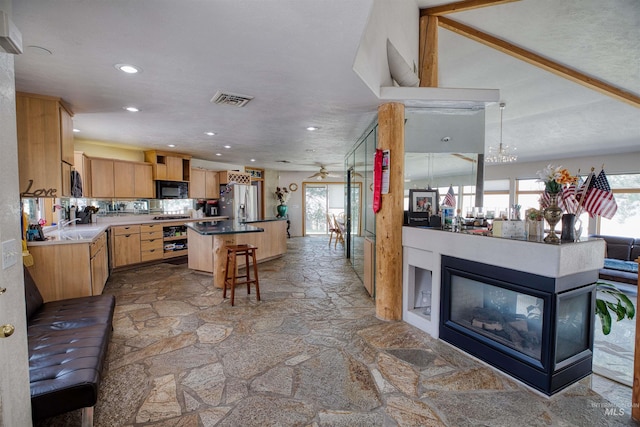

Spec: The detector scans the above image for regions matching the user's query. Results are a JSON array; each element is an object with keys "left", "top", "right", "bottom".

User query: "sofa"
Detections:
[
  {"left": 590, "top": 235, "right": 640, "bottom": 285},
  {"left": 24, "top": 268, "right": 115, "bottom": 425}
]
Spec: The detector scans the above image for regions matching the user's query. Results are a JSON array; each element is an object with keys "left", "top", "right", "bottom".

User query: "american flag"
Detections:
[
  {"left": 443, "top": 185, "right": 456, "bottom": 207},
  {"left": 561, "top": 182, "right": 580, "bottom": 214},
  {"left": 583, "top": 170, "right": 617, "bottom": 219}
]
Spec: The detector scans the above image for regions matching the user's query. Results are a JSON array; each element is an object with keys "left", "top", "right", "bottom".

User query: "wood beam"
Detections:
[
  {"left": 421, "top": 0, "right": 519, "bottom": 17},
  {"left": 419, "top": 15, "right": 439, "bottom": 87},
  {"left": 438, "top": 16, "right": 640, "bottom": 108},
  {"left": 375, "top": 103, "right": 405, "bottom": 322}
]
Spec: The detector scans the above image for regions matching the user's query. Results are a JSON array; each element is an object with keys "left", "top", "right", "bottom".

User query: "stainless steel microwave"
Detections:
[{"left": 155, "top": 180, "right": 189, "bottom": 199}]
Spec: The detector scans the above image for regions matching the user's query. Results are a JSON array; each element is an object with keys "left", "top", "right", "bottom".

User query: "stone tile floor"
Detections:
[{"left": 37, "top": 237, "right": 638, "bottom": 426}]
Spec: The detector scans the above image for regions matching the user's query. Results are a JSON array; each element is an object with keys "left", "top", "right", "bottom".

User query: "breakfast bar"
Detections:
[{"left": 186, "top": 218, "right": 287, "bottom": 288}]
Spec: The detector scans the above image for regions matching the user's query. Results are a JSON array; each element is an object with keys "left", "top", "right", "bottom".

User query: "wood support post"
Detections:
[
  {"left": 419, "top": 15, "right": 438, "bottom": 87},
  {"left": 633, "top": 256, "right": 640, "bottom": 420},
  {"left": 375, "top": 103, "right": 405, "bottom": 321}
]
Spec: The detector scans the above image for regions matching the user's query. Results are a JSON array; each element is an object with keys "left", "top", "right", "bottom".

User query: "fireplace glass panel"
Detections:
[
  {"left": 556, "top": 291, "right": 590, "bottom": 364},
  {"left": 450, "top": 275, "right": 543, "bottom": 361}
]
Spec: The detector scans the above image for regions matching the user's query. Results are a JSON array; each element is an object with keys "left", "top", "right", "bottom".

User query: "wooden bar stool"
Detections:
[{"left": 223, "top": 244, "right": 260, "bottom": 306}]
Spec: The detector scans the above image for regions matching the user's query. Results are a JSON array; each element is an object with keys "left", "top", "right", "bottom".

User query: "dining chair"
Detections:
[
  {"left": 332, "top": 214, "right": 345, "bottom": 248},
  {"left": 327, "top": 213, "right": 339, "bottom": 246}
]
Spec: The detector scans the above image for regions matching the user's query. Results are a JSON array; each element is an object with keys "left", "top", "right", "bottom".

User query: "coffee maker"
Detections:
[{"left": 205, "top": 199, "right": 219, "bottom": 217}]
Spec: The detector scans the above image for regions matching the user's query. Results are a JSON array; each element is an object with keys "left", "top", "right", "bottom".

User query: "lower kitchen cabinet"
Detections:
[
  {"left": 27, "top": 231, "right": 110, "bottom": 302},
  {"left": 140, "top": 223, "right": 164, "bottom": 262},
  {"left": 111, "top": 225, "right": 141, "bottom": 267}
]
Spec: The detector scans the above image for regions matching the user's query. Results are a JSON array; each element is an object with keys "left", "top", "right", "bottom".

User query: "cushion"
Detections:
[
  {"left": 603, "top": 258, "right": 638, "bottom": 273},
  {"left": 24, "top": 268, "right": 44, "bottom": 320},
  {"left": 591, "top": 235, "right": 634, "bottom": 261},
  {"left": 631, "top": 239, "right": 640, "bottom": 262}
]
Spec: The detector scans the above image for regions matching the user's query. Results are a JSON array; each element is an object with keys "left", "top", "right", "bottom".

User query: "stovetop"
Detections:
[{"left": 152, "top": 215, "right": 191, "bottom": 220}]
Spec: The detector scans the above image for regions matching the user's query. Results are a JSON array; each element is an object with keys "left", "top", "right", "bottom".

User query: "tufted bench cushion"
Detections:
[{"left": 24, "top": 268, "right": 115, "bottom": 422}]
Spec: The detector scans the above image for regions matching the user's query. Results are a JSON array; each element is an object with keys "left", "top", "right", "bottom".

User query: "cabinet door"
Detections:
[
  {"left": 61, "top": 162, "right": 72, "bottom": 197},
  {"left": 113, "top": 233, "right": 141, "bottom": 267},
  {"left": 59, "top": 105, "right": 74, "bottom": 165},
  {"left": 190, "top": 169, "right": 206, "bottom": 198},
  {"left": 90, "top": 158, "right": 115, "bottom": 198},
  {"left": 134, "top": 163, "right": 154, "bottom": 198},
  {"left": 205, "top": 170, "right": 219, "bottom": 199},
  {"left": 16, "top": 94, "right": 63, "bottom": 196},
  {"left": 166, "top": 156, "right": 183, "bottom": 181},
  {"left": 90, "top": 244, "right": 108, "bottom": 295},
  {"left": 114, "top": 160, "right": 135, "bottom": 198}
]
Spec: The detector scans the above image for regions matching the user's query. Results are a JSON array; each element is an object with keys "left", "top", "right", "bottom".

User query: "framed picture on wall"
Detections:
[{"left": 409, "top": 189, "right": 439, "bottom": 217}]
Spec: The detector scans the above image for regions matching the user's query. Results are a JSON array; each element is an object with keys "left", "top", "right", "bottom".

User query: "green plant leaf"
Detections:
[{"left": 596, "top": 299, "right": 612, "bottom": 335}]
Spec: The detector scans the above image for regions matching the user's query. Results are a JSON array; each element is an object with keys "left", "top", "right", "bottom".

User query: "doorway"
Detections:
[{"left": 303, "top": 183, "right": 346, "bottom": 236}]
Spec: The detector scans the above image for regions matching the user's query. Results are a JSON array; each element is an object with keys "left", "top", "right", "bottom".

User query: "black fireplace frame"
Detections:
[{"left": 439, "top": 255, "right": 597, "bottom": 395}]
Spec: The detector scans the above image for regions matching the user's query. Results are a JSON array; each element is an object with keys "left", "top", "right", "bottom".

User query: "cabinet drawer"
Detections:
[
  {"left": 141, "top": 249, "right": 163, "bottom": 262},
  {"left": 141, "top": 230, "right": 163, "bottom": 240},
  {"left": 113, "top": 225, "right": 141, "bottom": 235},
  {"left": 141, "top": 223, "right": 162, "bottom": 233},
  {"left": 89, "top": 232, "right": 106, "bottom": 258},
  {"left": 141, "top": 238, "right": 163, "bottom": 251}
]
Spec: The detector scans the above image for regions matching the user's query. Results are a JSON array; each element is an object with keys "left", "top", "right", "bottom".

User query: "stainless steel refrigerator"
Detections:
[{"left": 219, "top": 184, "right": 258, "bottom": 222}]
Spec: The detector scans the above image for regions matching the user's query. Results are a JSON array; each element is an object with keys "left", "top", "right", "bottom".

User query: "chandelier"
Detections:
[{"left": 485, "top": 103, "right": 517, "bottom": 163}]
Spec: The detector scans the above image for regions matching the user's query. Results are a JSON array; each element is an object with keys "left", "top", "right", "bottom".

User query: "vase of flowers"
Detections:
[
  {"left": 537, "top": 165, "right": 576, "bottom": 244},
  {"left": 275, "top": 186, "right": 290, "bottom": 217}
]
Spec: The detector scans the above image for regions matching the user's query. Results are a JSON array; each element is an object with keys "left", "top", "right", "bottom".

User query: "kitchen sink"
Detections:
[{"left": 45, "top": 227, "right": 104, "bottom": 241}]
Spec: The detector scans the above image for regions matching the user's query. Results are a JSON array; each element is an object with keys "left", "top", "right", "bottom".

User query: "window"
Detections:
[{"left": 598, "top": 173, "right": 640, "bottom": 238}]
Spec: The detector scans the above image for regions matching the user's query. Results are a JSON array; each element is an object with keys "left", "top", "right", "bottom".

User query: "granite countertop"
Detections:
[{"left": 186, "top": 220, "right": 264, "bottom": 235}]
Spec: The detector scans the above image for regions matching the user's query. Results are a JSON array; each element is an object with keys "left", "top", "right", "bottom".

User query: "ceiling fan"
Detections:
[{"left": 307, "top": 165, "right": 340, "bottom": 181}]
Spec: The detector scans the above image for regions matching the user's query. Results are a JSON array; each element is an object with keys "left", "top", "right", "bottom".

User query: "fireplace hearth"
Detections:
[{"left": 440, "top": 255, "right": 596, "bottom": 395}]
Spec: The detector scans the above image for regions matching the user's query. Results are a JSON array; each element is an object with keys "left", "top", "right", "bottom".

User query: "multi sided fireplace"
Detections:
[{"left": 439, "top": 255, "right": 596, "bottom": 395}]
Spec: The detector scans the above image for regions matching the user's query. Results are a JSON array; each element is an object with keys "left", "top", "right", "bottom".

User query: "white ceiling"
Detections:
[{"left": 10, "top": 0, "right": 640, "bottom": 173}]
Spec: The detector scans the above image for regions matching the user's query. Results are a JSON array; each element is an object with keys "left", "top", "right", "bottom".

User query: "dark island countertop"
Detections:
[
  {"left": 243, "top": 217, "right": 287, "bottom": 224},
  {"left": 186, "top": 220, "right": 264, "bottom": 235}
]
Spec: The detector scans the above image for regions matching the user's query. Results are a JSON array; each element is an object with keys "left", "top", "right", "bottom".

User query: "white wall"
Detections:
[
  {"left": 0, "top": 1, "right": 34, "bottom": 423},
  {"left": 353, "top": 0, "right": 420, "bottom": 95}
]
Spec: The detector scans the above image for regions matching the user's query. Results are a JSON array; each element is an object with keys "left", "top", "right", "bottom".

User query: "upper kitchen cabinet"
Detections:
[
  {"left": 17, "top": 92, "right": 75, "bottom": 198},
  {"left": 90, "top": 157, "right": 154, "bottom": 198},
  {"left": 190, "top": 168, "right": 219, "bottom": 199},
  {"left": 144, "top": 150, "right": 191, "bottom": 181}
]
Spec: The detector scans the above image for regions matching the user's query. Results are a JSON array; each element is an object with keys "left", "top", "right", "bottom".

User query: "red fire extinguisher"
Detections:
[{"left": 373, "top": 148, "right": 383, "bottom": 213}]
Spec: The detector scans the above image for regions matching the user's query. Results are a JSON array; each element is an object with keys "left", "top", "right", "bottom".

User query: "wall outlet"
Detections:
[{"left": 2, "top": 239, "right": 18, "bottom": 270}]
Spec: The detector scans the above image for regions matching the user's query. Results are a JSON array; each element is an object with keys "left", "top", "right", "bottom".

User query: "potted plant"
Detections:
[{"left": 596, "top": 282, "right": 635, "bottom": 335}]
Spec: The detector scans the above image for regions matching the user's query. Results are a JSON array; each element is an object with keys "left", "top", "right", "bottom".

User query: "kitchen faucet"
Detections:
[{"left": 58, "top": 218, "right": 81, "bottom": 230}]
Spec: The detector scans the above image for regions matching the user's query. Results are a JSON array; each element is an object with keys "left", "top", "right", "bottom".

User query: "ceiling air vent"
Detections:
[{"left": 210, "top": 90, "right": 254, "bottom": 108}]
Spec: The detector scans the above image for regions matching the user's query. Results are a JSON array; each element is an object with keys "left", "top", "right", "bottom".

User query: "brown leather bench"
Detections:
[{"left": 24, "top": 268, "right": 115, "bottom": 426}]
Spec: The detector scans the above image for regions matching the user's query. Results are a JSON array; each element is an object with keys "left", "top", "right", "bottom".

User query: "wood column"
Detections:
[
  {"left": 375, "top": 103, "right": 405, "bottom": 321},
  {"left": 633, "top": 256, "right": 640, "bottom": 421}
]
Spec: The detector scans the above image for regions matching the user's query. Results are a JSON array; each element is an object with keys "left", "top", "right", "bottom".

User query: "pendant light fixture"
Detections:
[{"left": 485, "top": 102, "right": 517, "bottom": 163}]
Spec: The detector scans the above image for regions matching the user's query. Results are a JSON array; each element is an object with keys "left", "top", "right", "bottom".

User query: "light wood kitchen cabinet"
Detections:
[
  {"left": 140, "top": 223, "right": 163, "bottom": 262},
  {"left": 73, "top": 151, "right": 93, "bottom": 197},
  {"left": 90, "top": 158, "right": 115, "bottom": 198},
  {"left": 134, "top": 163, "right": 154, "bottom": 198},
  {"left": 90, "top": 232, "right": 109, "bottom": 295},
  {"left": 26, "top": 232, "right": 109, "bottom": 302},
  {"left": 16, "top": 92, "right": 74, "bottom": 198},
  {"left": 144, "top": 150, "right": 191, "bottom": 181},
  {"left": 190, "top": 168, "right": 220, "bottom": 199},
  {"left": 90, "top": 158, "right": 154, "bottom": 199},
  {"left": 111, "top": 225, "right": 141, "bottom": 267}
]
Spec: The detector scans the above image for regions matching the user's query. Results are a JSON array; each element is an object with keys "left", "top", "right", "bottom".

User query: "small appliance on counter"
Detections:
[{"left": 205, "top": 199, "right": 219, "bottom": 217}]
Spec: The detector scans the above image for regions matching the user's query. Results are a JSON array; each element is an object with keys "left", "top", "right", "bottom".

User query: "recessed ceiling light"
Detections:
[
  {"left": 250, "top": 159, "right": 256, "bottom": 162},
  {"left": 405, "top": 179, "right": 411, "bottom": 182},
  {"left": 223, "top": 145, "right": 231, "bottom": 149},
  {"left": 167, "top": 144, "right": 176, "bottom": 148},
  {"left": 73, "top": 128, "right": 80, "bottom": 133},
  {"left": 205, "top": 131, "right": 216, "bottom": 136},
  {"left": 305, "top": 148, "right": 316, "bottom": 152},
  {"left": 306, "top": 126, "right": 319, "bottom": 131},
  {"left": 124, "top": 106, "right": 139, "bottom": 112},
  {"left": 215, "top": 153, "right": 222, "bottom": 156},
  {"left": 115, "top": 64, "right": 141, "bottom": 74}
]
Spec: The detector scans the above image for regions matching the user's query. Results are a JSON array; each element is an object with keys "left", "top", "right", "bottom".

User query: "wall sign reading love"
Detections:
[{"left": 20, "top": 180, "right": 57, "bottom": 198}]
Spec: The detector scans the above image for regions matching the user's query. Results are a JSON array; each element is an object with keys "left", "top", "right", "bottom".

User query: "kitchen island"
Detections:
[{"left": 186, "top": 218, "right": 287, "bottom": 287}]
